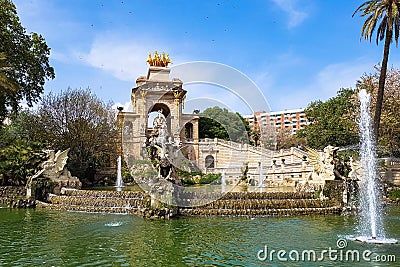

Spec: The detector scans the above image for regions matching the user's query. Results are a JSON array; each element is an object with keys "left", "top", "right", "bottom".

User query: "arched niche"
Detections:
[{"left": 147, "top": 103, "right": 171, "bottom": 135}]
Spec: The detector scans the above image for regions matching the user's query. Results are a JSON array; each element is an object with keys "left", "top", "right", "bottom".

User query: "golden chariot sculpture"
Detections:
[{"left": 147, "top": 51, "right": 171, "bottom": 67}]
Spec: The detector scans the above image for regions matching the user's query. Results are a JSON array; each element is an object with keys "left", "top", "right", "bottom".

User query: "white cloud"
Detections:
[
  {"left": 182, "top": 84, "right": 254, "bottom": 115},
  {"left": 314, "top": 60, "right": 372, "bottom": 97},
  {"left": 77, "top": 34, "right": 191, "bottom": 82},
  {"left": 271, "top": 0, "right": 309, "bottom": 28},
  {"left": 171, "top": 62, "right": 271, "bottom": 114},
  {"left": 267, "top": 58, "right": 374, "bottom": 111},
  {"left": 78, "top": 38, "right": 150, "bottom": 82}
]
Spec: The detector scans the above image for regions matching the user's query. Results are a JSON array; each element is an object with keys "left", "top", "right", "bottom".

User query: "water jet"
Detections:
[{"left": 352, "top": 89, "right": 397, "bottom": 244}]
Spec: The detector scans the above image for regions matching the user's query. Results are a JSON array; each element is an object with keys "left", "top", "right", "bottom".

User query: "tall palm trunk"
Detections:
[{"left": 373, "top": 27, "right": 392, "bottom": 140}]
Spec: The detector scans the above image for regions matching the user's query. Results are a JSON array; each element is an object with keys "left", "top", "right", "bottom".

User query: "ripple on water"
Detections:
[{"left": 104, "top": 222, "right": 124, "bottom": 227}]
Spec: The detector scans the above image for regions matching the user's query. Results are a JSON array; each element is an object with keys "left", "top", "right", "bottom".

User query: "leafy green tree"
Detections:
[
  {"left": 0, "top": 53, "right": 18, "bottom": 95},
  {"left": 276, "top": 128, "right": 306, "bottom": 150},
  {"left": 0, "top": 140, "right": 46, "bottom": 186},
  {"left": 0, "top": 0, "right": 54, "bottom": 125},
  {"left": 356, "top": 67, "right": 400, "bottom": 156},
  {"left": 199, "top": 106, "right": 251, "bottom": 143},
  {"left": 0, "top": 112, "right": 46, "bottom": 185},
  {"left": 29, "top": 88, "right": 118, "bottom": 182},
  {"left": 296, "top": 89, "right": 359, "bottom": 149},
  {"left": 353, "top": 0, "right": 400, "bottom": 138}
]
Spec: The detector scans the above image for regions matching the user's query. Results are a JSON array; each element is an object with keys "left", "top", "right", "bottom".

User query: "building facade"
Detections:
[{"left": 245, "top": 108, "right": 310, "bottom": 134}]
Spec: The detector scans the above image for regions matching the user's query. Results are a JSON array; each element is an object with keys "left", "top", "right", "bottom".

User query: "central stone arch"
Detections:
[
  {"left": 148, "top": 103, "right": 171, "bottom": 136},
  {"left": 118, "top": 64, "right": 200, "bottom": 166}
]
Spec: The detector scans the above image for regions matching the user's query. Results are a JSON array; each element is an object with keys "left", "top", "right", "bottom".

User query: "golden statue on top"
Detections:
[{"left": 147, "top": 51, "right": 171, "bottom": 67}]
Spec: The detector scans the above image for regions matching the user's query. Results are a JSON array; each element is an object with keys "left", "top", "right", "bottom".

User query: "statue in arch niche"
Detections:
[
  {"left": 153, "top": 109, "right": 166, "bottom": 129},
  {"left": 146, "top": 109, "right": 181, "bottom": 185}
]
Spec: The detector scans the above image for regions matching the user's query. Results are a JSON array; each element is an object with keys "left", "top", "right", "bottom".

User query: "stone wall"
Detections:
[
  {"left": 42, "top": 189, "right": 150, "bottom": 214},
  {"left": 198, "top": 141, "right": 400, "bottom": 188},
  {"left": 197, "top": 139, "right": 315, "bottom": 186},
  {"left": 0, "top": 186, "right": 27, "bottom": 207},
  {"left": 381, "top": 158, "right": 400, "bottom": 186}
]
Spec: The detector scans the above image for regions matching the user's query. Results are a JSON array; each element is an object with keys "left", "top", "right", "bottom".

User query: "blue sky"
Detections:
[{"left": 13, "top": 0, "right": 400, "bottom": 115}]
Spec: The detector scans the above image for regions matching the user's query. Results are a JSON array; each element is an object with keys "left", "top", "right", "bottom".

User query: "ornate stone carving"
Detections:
[
  {"left": 305, "top": 146, "right": 337, "bottom": 180},
  {"left": 147, "top": 51, "right": 171, "bottom": 67},
  {"left": 27, "top": 149, "right": 81, "bottom": 197}
]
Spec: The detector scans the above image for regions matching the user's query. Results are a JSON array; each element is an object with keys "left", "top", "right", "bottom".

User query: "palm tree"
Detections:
[{"left": 353, "top": 0, "right": 400, "bottom": 139}]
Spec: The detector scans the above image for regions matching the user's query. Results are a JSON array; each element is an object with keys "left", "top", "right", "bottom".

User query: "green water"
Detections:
[{"left": 0, "top": 206, "right": 399, "bottom": 267}]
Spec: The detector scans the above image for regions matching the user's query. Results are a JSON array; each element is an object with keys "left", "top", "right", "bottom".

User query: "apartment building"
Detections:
[{"left": 244, "top": 108, "right": 310, "bottom": 134}]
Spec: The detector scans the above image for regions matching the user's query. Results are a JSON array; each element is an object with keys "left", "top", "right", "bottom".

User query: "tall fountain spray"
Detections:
[
  {"left": 221, "top": 171, "right": 226, "bottom": 193},
  {"left": 354, "top": 89, "right": 397, "bottom": 244},
  {"left": 259, "top": 162, "right": 264, "bottom": 193},
  {"left": 116, "top": 155, "right": 124, "bottom": 191}
]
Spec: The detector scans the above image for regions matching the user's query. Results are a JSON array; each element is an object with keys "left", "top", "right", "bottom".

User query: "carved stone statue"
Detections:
[
  {"left": 305, "top": 145, "right": 338, "bottom": 181},
  {"left": 27, "top": 148, "right": 81, "bottom": 197},
  {"left": 153, "top": 109, "right": 166, "bottom": 129},
  {"left": 348, "top": 156, "right": 361, "bottom": 180}
]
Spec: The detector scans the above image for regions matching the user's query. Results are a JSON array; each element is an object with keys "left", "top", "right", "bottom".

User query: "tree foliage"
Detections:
[
  {"left": 276, "top": 128, "right": 306, "bottom": 150},
  {"left": 28, "top": 88, "right": 118, "bottom": 181},
  {"left": 356, "top": 67, "right": 400, "bottom": 156},
  {"left": 296, "top": 89, "right": 359, "bottom": 149},
  {"left": 198, "top": 106, "right": 251, "bottom": 143},
  {"left": 353, "top": 0, "right": 400, "bottom": 138},
  {"left": 0, "top": 0, "right": 54, "bottom": 124},
  {"left": 0, "top": 112, "right": 46, "bottom": 186}
]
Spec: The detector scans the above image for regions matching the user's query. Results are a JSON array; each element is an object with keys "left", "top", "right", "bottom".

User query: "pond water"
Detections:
[{"left": 0, "top": 206, "right": 398, "bottom": 266}]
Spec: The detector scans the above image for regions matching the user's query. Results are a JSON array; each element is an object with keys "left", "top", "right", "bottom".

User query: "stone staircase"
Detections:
[
  {"left": 38, "top": 189, "right": 149, "bottom": 214},
  {"left": 38, "top": 189, "right": 341, "bottom": 217},
  {"left": 178, "top": 191, "right": 341, "bottom": 216}
]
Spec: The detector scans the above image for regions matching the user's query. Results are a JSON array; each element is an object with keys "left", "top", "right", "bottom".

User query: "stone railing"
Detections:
[{"left": 382, "top": 158, "right": 400, "bottom": 169}]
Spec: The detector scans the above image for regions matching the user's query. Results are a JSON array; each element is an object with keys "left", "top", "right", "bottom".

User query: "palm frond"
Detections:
[{"left": 354, "top": 0, "right": 400, "bottom": 46}]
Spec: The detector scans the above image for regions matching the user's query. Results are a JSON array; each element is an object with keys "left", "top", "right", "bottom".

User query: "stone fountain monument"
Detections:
[{"left": 118, "top": 52, "right": 200, "bottom": 212}]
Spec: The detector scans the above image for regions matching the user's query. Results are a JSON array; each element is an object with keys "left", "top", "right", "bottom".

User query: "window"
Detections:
[{"left": 205, "top": 155, "right": 215, "bottom": 169}]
